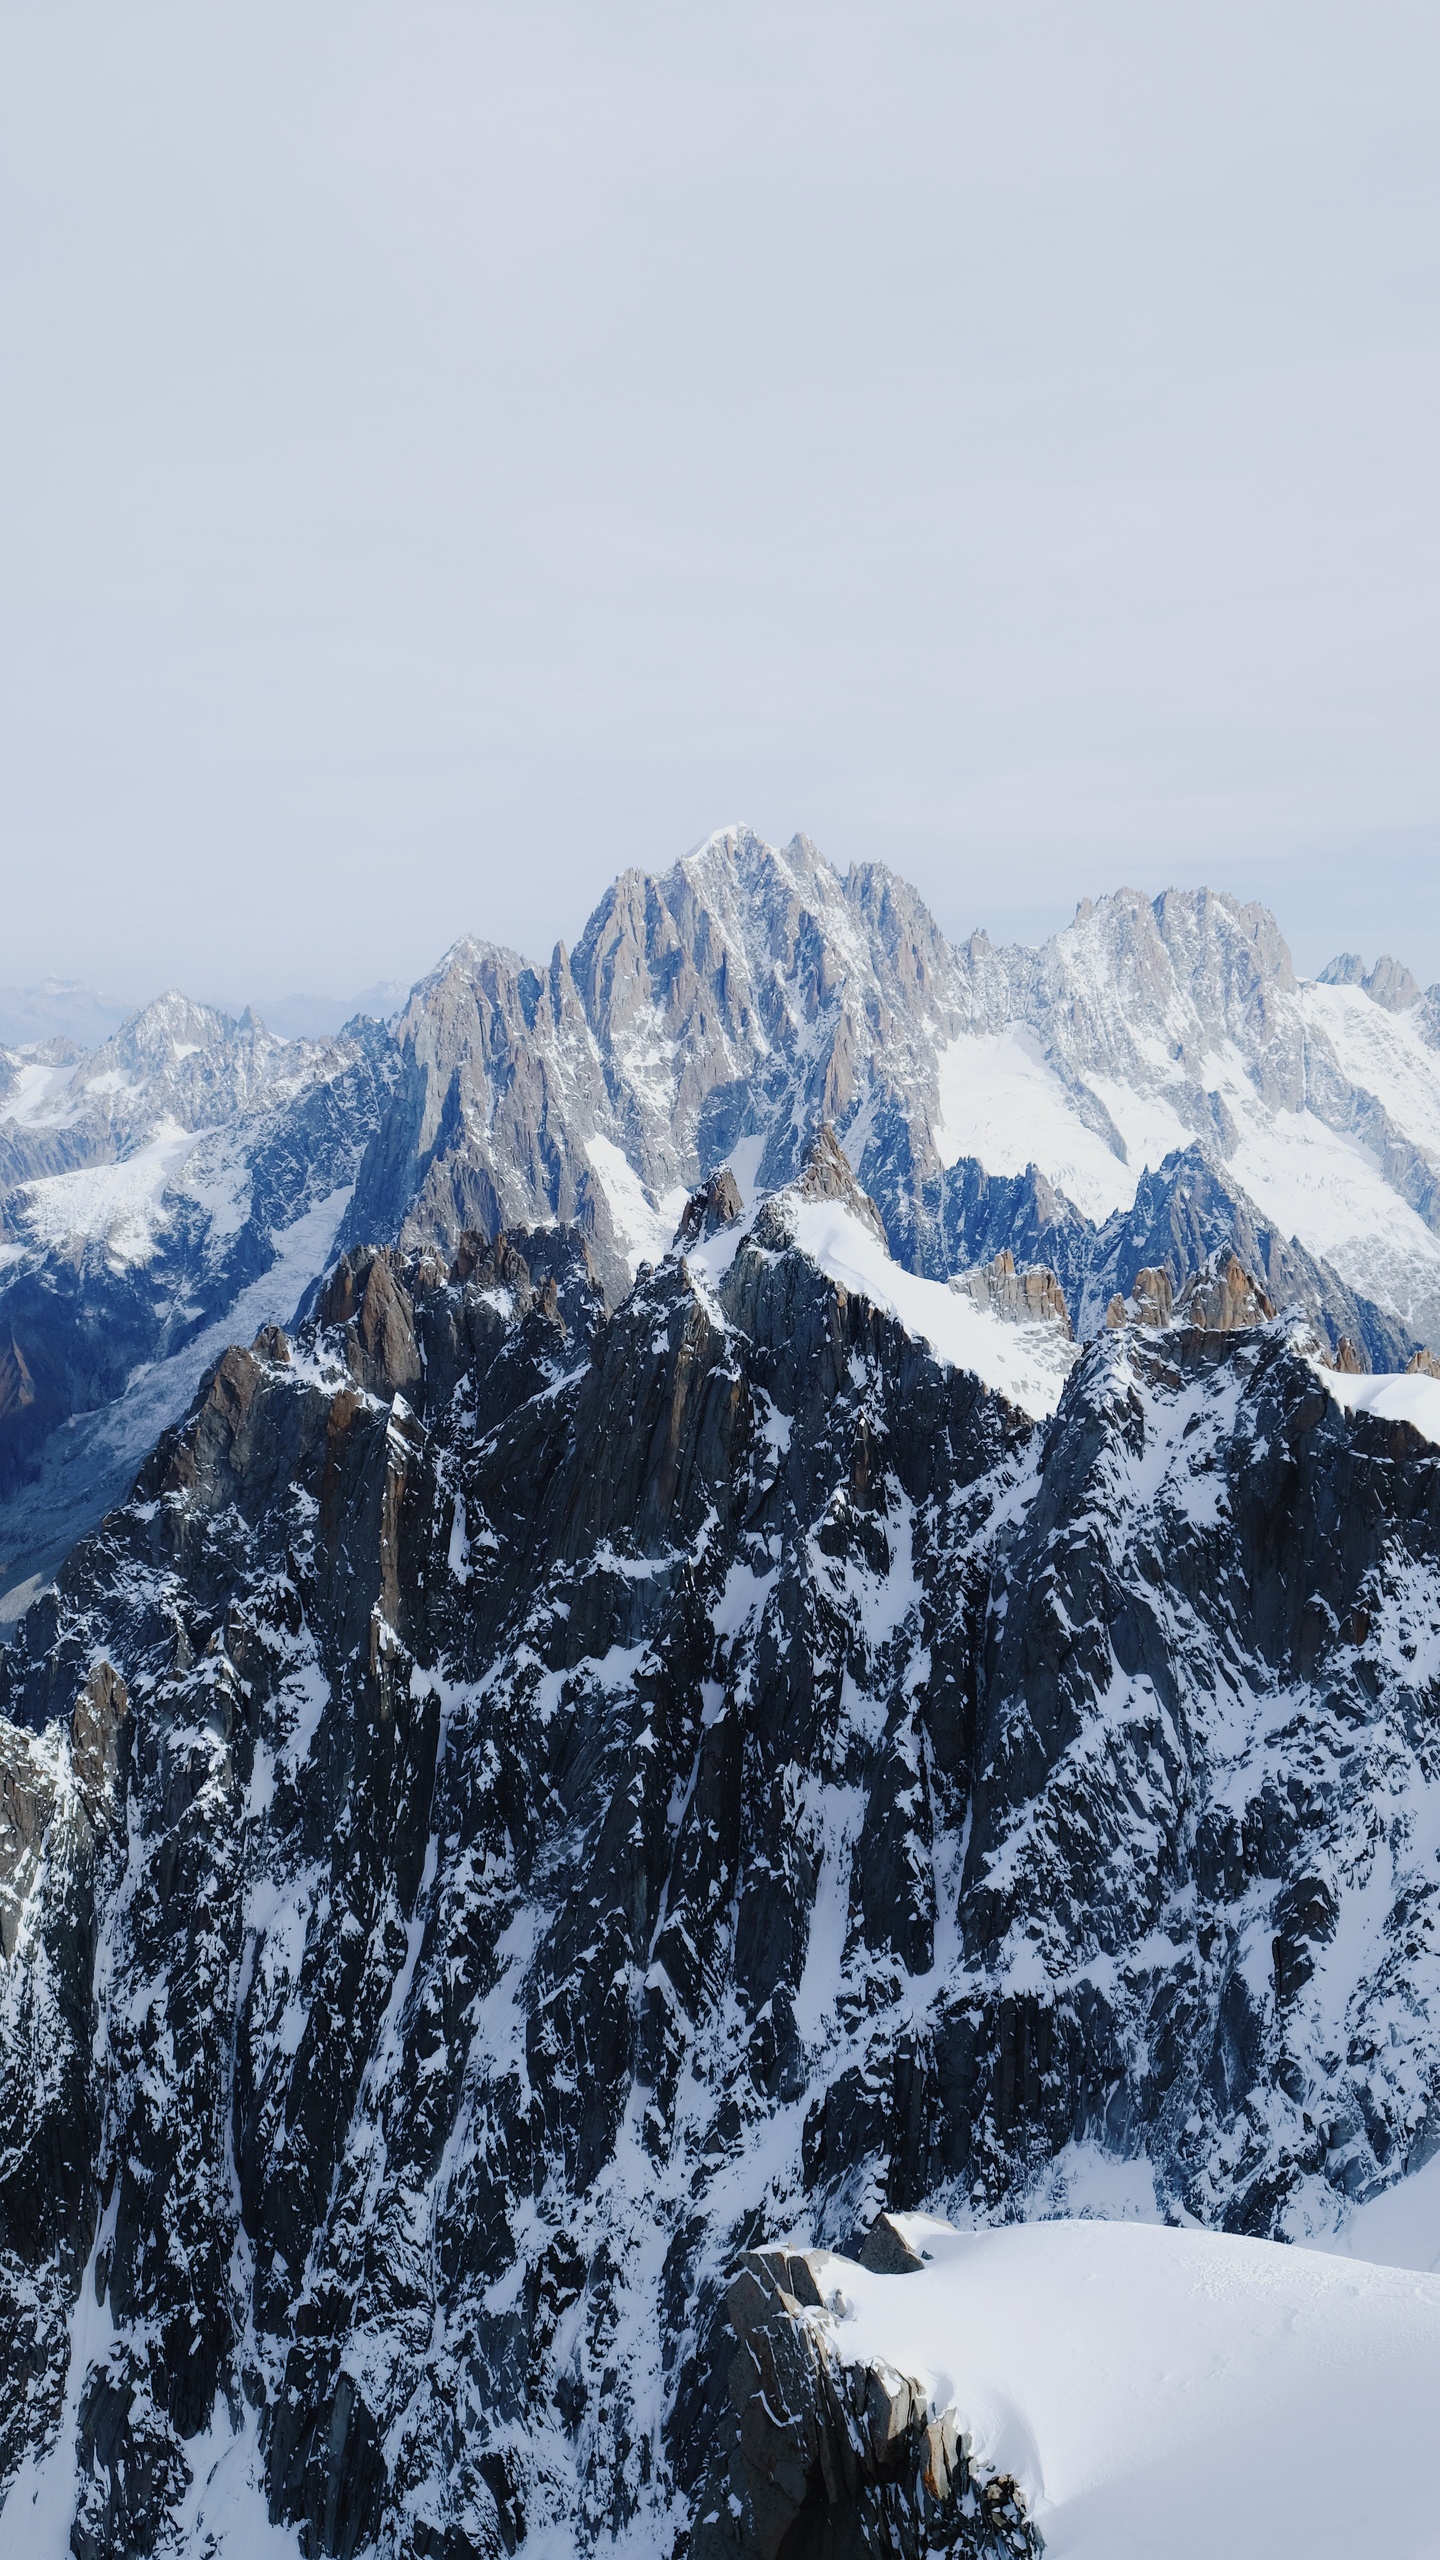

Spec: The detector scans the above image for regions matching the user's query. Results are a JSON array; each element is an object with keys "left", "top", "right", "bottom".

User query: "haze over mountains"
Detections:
[{"left": 0, "top": 983, "right": 410, "bottom": 1054}]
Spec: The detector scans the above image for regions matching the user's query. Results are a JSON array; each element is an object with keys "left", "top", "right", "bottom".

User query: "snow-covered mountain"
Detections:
[
  {"left": 11, "top": 833, "right": 1440, "bottom": 2550},
  {"left": 332, "top": 832, "right": 1440, "bottom": 1394},
  {"left": 0, "top": 995, "right": 397, "bottom": 1614},
  {"left": 9, "top": 831, "right": 1440, "bottom": 1623},
  {"left": 6, "top": 1123, "right": 1440, "bottom": 2555}
]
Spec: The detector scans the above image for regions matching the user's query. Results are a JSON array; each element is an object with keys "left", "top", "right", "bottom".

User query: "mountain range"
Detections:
[
  {"left": 5, "top": 829, "right": 1440, "bottom": 2556},
  {"left": 6, "top": 827, "right": 1440, "bottom": 1618}
]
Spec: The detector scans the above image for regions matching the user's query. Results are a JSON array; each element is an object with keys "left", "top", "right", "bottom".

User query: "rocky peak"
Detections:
[
  {"left": 449, "top": 1227, "right": 539, "bottom": 1296},
  {"left": 674, "top": 1166, "right": 744, "bottom": 1248},
  {"left": 1174, "top": 1251, "right": 1277, "bottom": 1334},
  {"left": 1104, "top": 1263, "right": 1175, "bottom": 1330},
  {"left": 1319, "top": 951, "right": 1422, "bottom": 1012},
  {"left": 950, "top": 1250, "right": 1072, "bottom": 1336},
  {"left": 319, "top": 1246, "right": 423, "bottom": 1397},
  {"left": 998, "top": 885, "right": 1302, "bottom": 1103},
  {"left": 1103, "top": 1251, "right": 1281, "bottom": 1337},
  {"left": 750, "top": 1123, "right": 891, "bottom": 1253}
]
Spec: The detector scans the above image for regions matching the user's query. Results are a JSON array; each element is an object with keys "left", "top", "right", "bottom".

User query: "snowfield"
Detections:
[
  {"left": 821, "top": 2213, "right": 1440, "bottom": 2560},
  {"left": 685, "top": 1193, "right": 1079, "bottom": 1419},
  {"left": 932, "top": 1026, "right": 1147, "bottom": 1222},
  {"left": 1315, "top": 1358, "right": 1440, "bottom": 1446},
  {"left": 789, "top": 1199, "right": 1078, "bottom": 1419}
]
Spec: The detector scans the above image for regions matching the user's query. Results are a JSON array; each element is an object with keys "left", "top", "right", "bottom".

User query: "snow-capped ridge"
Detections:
[
  {"left": 714, "top": 2213, "right": 1440, "bottom": 2560},
  {"left": 13, "top": 832, "right": 1440, "bottom": 1618},
  {"left": 684, "top": 1127, "right": 1081, "bottom": 1420}
]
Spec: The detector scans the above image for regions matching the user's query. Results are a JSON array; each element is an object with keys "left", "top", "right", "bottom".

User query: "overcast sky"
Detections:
[{"left": 2, "top": 1, "right": 1437, "bottom": 1007}]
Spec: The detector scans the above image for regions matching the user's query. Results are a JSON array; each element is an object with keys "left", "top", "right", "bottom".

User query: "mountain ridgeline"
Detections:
[
  {"left": 6, "top": 837, "right": 1440, "bottom": 2554},
  {"left": 7, "top": 833, "right": 1440, "bottom": 1613},
  {"left": 4, "top": 1125, "right": 1440, "bottom": 2555}
]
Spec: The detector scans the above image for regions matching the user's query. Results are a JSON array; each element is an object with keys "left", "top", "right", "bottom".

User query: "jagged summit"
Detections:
[
  {"left": 8, "top": 834, "right": 1440, "bottom": 1606},
  {"left": 789, "top": 1122, "right": 890, "bottom": 1247},
  {"left": 1106, "top": 1249, "right": 1277, "bottom": 1339},
  {"left": 1319, "top": 949, "right": 1423, "bottom": 1012},
  {"left": 673, "top": 1165, "right": 744, "bottom": 1249}
]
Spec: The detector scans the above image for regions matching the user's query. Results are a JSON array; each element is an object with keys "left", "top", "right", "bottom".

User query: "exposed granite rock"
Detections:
[
  {"left": 1108, "top": 1253, "right": 1285, "bottom": 1338},
  {"left": 320, "top": 1246, "right": 424, "bottom": 1397},
  {"left": 1104, "top": 1265, "right": 1174, "bottom": 1331},
  {"left": 1175, "top": 1252, "right": 1276, "bottom": 1334},
  {"left": 950, "top": 1253, "right": 1071, "bottom": 1337},
  {"left": 1320, "top": 952, "right": 1422, "bottom": 1012},
  {"left": 691, "top": 2232, "right": 1039, "bottom": 2560},
  {"left": 676, "top": 1167, "right": 745, "bottom": 1248},
  {"left": 1408, "top": 1350, "right": 1440, "bottom": 1380}
]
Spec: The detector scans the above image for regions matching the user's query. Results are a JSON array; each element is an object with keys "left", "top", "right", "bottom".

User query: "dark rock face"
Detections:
[
  {"left": 693, "top": 2239, "right": 1039, "bottom": 2560},
  {"left": 5, "top": 1197, "right": 1440, "bottom": 2553}
]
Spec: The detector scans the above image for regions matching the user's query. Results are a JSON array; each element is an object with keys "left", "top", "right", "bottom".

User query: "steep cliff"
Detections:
[{"left": 5, "top": 1147, "right": 1440, "bottom": 2554}]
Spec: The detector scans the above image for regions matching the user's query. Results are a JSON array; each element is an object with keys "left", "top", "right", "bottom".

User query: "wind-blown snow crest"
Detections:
[
  {"left": 822, "top": 2213, "right": 1440, "bottom": 2560},
  {"left": 787, "top": 1199, "right": 1078, "bottom": 1420},
  {"left": 1314, "top": 1359, "right": 1440, "bottom": 1446}
]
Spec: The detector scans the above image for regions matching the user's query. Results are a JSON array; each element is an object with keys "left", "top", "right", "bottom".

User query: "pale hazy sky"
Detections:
[{"left": 2, "top": 2, "right": 1437, "bottom": 1003}]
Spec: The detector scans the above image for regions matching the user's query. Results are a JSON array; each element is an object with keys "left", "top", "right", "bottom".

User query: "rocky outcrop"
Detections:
[
  {"left": 1104, "top": 1253, "right": 1277, "bottom": 1338},
  {"left": 1174, "top": 1252, "right": 1276, "bottom": 1334},
  {"left": 693, "top": 2230, "right": 1039, "bottom": 2560},
  {"left": 952, "top": 1252, "right": 1072, "bottom": 1336},
  {"left": 752, "top": 1126, "right": 891, "bottom": 1255},
  {"left": 794, "top": 1127, "right": 891, "bottom": 1245},
  {"left": 1104, "top": 1264, "right": 1174, "bottom": 1330},
  {"left": 676, "top": 1167, "right": 745, "bottom": 1248}
]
